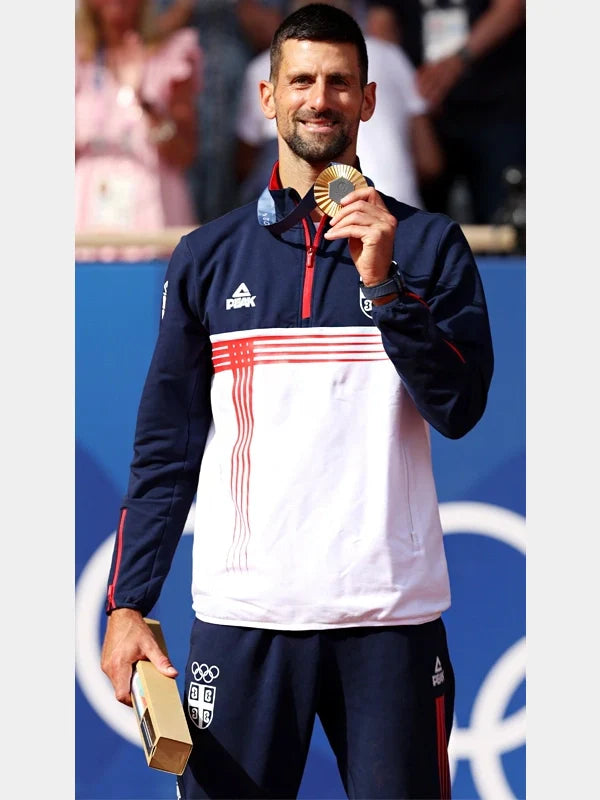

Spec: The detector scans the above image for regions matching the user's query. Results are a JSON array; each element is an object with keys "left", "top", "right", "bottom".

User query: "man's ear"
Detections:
[
  {"left": 360, "top": 81, "right": 376, "bottom": 122},
  {"left": 259, "top": 80, "right": 277, "bottom": 120}
]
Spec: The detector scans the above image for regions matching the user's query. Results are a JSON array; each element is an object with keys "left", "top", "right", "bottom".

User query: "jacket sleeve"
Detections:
[
  {"left": 372, "top": 220, "right": 494, "bottom": 439},
  {"left": 105, "top": 236, "right": 213, "bottom": 615}
]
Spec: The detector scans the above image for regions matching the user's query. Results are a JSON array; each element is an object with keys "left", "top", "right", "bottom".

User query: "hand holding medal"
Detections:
[
  {"left": 313, "top": 163, "right": 368, "bottom": 216},
  {"left": 257, "top": 161, "right": 397, "bottom": 287},
  {"left": 322, "top": 165, "right": 397, "bottom": 288}
]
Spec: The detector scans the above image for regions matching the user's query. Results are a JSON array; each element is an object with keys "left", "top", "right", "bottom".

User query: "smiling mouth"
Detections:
[{"left": 298, "top": 119, "right": 339, "bottom": 132}]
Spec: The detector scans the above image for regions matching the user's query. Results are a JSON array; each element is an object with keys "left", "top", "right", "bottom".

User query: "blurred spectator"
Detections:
[
  {"left": 154, "top": 0, "right": 288, "bottom": 223},
  {"left": 235, "top": 0, "right": 444, "bottom": 207},
  {"left": 366, "top": 0, "right": 526, "bottom": 224},
  {"left": 75, "top": 0, "right": 202, "bottom": 262}
]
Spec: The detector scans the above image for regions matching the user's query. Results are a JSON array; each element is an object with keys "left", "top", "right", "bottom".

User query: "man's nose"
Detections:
[{"left": 307, "top": 80, "right": 329, "bottom": 111}]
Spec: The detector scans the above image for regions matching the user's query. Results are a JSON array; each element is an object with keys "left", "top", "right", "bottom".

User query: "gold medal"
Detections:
[{"left": 313, "top": 163, "right": 368, "bottom": 217}]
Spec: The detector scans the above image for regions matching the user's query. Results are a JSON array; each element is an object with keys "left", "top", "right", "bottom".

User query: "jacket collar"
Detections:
[{"left": 258, "top": 158, "right": 366, "bottom": 230}]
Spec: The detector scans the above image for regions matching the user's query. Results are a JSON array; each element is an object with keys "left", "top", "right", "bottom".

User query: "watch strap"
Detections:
[{"left": 360, "top": 262, "right": 404, "bottom": 300}]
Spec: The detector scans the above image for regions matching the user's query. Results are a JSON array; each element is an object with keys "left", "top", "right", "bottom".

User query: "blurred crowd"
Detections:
[{"left": 75, "top": 0, "right": 526, "bottom": 261}]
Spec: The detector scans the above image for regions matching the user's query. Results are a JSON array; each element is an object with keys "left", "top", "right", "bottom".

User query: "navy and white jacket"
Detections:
[{"left": 106, "top": 164, "right": 494, "bottom": 629}]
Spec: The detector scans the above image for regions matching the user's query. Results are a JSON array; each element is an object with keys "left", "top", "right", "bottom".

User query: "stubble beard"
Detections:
[{"left": 280, "top": 115, "right": 353, "bottom": 164}]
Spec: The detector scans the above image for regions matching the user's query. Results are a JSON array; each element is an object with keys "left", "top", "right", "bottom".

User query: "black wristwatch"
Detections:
[{"left": 359, "top": 262, "right": 405, "bottom": 300}]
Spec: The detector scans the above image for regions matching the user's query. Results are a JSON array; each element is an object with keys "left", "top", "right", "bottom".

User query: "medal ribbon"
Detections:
[{"left": 256, "top": 162, "right": 371, "bottom": 234}]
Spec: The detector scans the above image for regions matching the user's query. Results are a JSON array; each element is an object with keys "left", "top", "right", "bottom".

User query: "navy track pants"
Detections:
[{"left": 177, "top": 617, "right": 454, "bottom": 799}]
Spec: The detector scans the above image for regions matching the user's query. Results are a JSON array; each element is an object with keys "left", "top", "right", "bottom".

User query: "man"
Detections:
[
  {"left": 101, "top": 4, "right": 494, "bottom": 798},
  {"left": 234, "top": 0, "right": 444, "bottom": 208}
]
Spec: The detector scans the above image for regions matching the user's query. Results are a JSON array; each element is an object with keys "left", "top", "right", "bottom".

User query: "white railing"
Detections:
[{"left": 75, "top": 224, "right": 521, "bottom": 255}]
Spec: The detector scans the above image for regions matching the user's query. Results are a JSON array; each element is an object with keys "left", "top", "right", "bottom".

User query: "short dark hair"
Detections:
[{"left": 270, "top": 3, "right": 368, "bottom": 86}]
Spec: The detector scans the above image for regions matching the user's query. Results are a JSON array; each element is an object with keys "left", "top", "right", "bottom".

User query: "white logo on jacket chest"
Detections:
[{"left": 226, "top": 282, "right": 256, "bottom": 310}]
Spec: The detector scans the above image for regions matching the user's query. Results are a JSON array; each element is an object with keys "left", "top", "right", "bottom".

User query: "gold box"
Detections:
[{"left": 130, "top": 618, "right": 193, "bottom": 775}]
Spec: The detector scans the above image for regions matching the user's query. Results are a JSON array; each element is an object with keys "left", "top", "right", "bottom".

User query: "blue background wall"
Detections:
[{"left": 75, "top": 256, "right": 525, "bottom": 800}]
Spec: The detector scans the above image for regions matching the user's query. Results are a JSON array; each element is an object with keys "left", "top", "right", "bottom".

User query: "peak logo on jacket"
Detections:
[{"left": 226, "top": 283, "right": 256, "bottom": 310}]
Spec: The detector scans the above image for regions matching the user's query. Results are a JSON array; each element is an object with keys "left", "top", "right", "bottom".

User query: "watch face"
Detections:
[{"left": 314, "top": 164, "right": 368, "bottom": 216}]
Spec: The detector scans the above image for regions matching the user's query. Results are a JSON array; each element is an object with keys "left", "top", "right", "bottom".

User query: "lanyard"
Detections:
[{"left": 256, "top": 162, "right": 371, "bottom": 234}]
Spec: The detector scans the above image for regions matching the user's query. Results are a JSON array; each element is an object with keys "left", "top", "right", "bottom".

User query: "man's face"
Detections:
[{"left": 260, "top": 39, "right": 375, "bottom": 166}]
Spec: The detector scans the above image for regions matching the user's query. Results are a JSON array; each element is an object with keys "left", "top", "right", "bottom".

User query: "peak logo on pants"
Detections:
[{"left": 432, "top": 656, "right": 445, "bottom": 687}]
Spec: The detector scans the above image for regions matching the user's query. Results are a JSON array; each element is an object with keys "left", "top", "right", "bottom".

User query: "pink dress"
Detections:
[{"left": 75, "top": 28, "right": 201, "bottom": 262}]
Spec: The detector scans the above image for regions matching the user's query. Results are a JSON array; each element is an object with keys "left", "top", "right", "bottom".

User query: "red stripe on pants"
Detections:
[{"left": 435, "top": 695, "right": 451, "bottom": 799}]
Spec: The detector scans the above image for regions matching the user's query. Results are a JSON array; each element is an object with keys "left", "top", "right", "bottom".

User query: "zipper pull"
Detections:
[{"left": 306, "top": 246, "right": 315, "bottom": 268}]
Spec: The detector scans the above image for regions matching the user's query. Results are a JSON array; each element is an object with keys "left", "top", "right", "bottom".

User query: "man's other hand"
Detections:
[{"left": 100, "top": 608, "right": 178, "bottom": 706}]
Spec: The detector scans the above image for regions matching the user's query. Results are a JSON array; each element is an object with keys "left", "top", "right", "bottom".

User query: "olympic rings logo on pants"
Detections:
[{"left": 191, "top": 662, "right": 220, "bottom": 684}]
